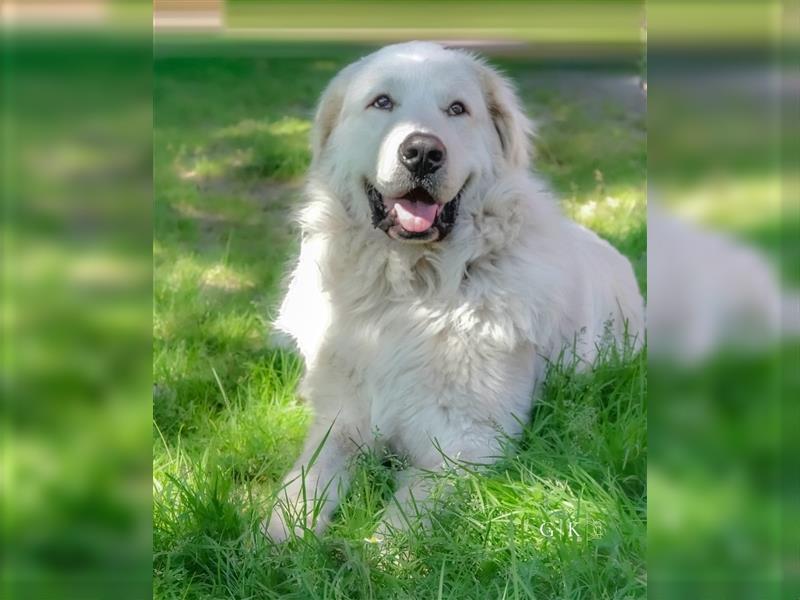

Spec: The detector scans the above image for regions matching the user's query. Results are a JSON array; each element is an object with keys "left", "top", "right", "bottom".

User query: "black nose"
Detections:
[{"left": 398, "top": 133, "right": 446, "bottom": 177}]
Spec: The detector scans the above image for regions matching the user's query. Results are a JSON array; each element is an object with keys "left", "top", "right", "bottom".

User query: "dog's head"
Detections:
[{"left": 311, "top": 42, "right": 532, "bottom": 244}]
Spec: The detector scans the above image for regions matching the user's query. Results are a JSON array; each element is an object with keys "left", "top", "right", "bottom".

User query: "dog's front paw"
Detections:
[
  {"left": 261, "top": 507, "right": 302, "bottom": 543},
  {"left": 374, "top": 503, "right": 422, "bottom": 542},
  {"left": 261, "top": 500, "right": 332, "bottom": 542},
  {"left": 261, "top": 513, "right": 288, "bottom": 543}
]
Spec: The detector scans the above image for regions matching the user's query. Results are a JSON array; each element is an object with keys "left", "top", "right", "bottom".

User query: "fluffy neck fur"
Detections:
[{"left": 297, "top": 171, "right": 550, "bottom": 310}]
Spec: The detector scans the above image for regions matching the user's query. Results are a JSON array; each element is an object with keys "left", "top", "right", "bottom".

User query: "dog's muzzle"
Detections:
[{"left": 366, "top": 181, "right": 465, "bottom": 243}]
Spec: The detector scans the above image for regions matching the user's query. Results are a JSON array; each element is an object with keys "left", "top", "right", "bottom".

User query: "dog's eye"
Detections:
[
  {"left": 447, "top": 101, "right": 467, "bottom": 116},
  {"left": 370, "top": 95, "right": 394, "bottom": 110}
]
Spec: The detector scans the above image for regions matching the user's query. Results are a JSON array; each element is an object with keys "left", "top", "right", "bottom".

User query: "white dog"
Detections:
[{"left": 265, "top": 42, "right": 644, "bottom": 541}]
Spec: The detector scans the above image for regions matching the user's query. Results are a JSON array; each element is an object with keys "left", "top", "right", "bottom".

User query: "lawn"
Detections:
[{"left": 153, "top": 42, "right": 646, "bottom": 599}]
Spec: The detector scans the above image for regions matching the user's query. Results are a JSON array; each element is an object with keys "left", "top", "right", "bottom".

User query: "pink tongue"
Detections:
[{"left": 393, "top": 199, "right": 439, "bottom": 233}]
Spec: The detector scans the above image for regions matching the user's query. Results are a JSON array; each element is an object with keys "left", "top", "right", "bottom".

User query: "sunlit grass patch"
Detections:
[
  {"left": 200, "top": 263, "right": 256, "bottom": 293},
  {"left": 564, "top": 182, "right": 644, "bottom": 237}
]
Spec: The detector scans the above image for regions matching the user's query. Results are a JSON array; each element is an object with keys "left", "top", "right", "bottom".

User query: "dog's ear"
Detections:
[
  {"left": 311, "top": 63, "right": 357, "bottom": 161},
  {"left": 473, "top": 59, "right": 533, "bottom": 170}
]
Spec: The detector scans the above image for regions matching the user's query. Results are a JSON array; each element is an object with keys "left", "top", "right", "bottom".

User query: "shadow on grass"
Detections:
[{"left": 177, "top": 117, "right": 312, "bottom": 182}]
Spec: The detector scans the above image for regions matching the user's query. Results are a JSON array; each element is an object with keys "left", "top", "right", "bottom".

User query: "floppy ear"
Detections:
[
  {"left": 473, "top": 60, "right": 533, "bottom": 170},
  {"left": 311, "top": 63, "right": 358, "bottom": 162}
]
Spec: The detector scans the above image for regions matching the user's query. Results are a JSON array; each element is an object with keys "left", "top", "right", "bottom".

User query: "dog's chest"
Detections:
[
  {"left": 332, "top": 292, "right": 535, "bottom": 440},
  {"left": 319, "top": 243, "right": 540, "bottom": 447}
]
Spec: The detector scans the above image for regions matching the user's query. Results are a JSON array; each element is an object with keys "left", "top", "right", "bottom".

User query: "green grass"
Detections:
[{"left": 154, "top": 43, "right": 646, "bottom": 599}]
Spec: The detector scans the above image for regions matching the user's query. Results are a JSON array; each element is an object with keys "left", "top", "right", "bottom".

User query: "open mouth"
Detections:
[{"left": 365, "top": 181, "right": 464, "bottom": 243}]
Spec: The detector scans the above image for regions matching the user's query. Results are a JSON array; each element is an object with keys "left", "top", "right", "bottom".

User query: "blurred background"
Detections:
[
  {"left": 1, "top": 0, "right": 796, "bottom": 598},
  {"left": 648, "top": 2, "right": 798, "bottom": 598},
  {"left": 2, "top": 2, "right": 153, "bottom": 600}
]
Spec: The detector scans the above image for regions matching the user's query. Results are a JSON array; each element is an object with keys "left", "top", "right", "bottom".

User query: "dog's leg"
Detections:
[
  {"left": 263, "top": 358, "right": 371, "bottom": 542},
  {"left": 376, "top": 434, "right": 500, "bottom": 540},
  {"left": 263, "top": 415, "right": 364, "bottom": 542},
  {"left": 376, "top": 466, "right": 438, "bottom": 538}
]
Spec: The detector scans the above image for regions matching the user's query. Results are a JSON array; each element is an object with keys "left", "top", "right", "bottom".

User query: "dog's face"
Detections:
[{"left": 311, "top": 42, "right": 532, "bottom": 244}]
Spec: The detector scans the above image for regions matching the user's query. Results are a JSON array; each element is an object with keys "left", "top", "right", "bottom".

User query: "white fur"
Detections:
[{"left": 265, "top": 42, "right": 644, "bottom": 541}]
